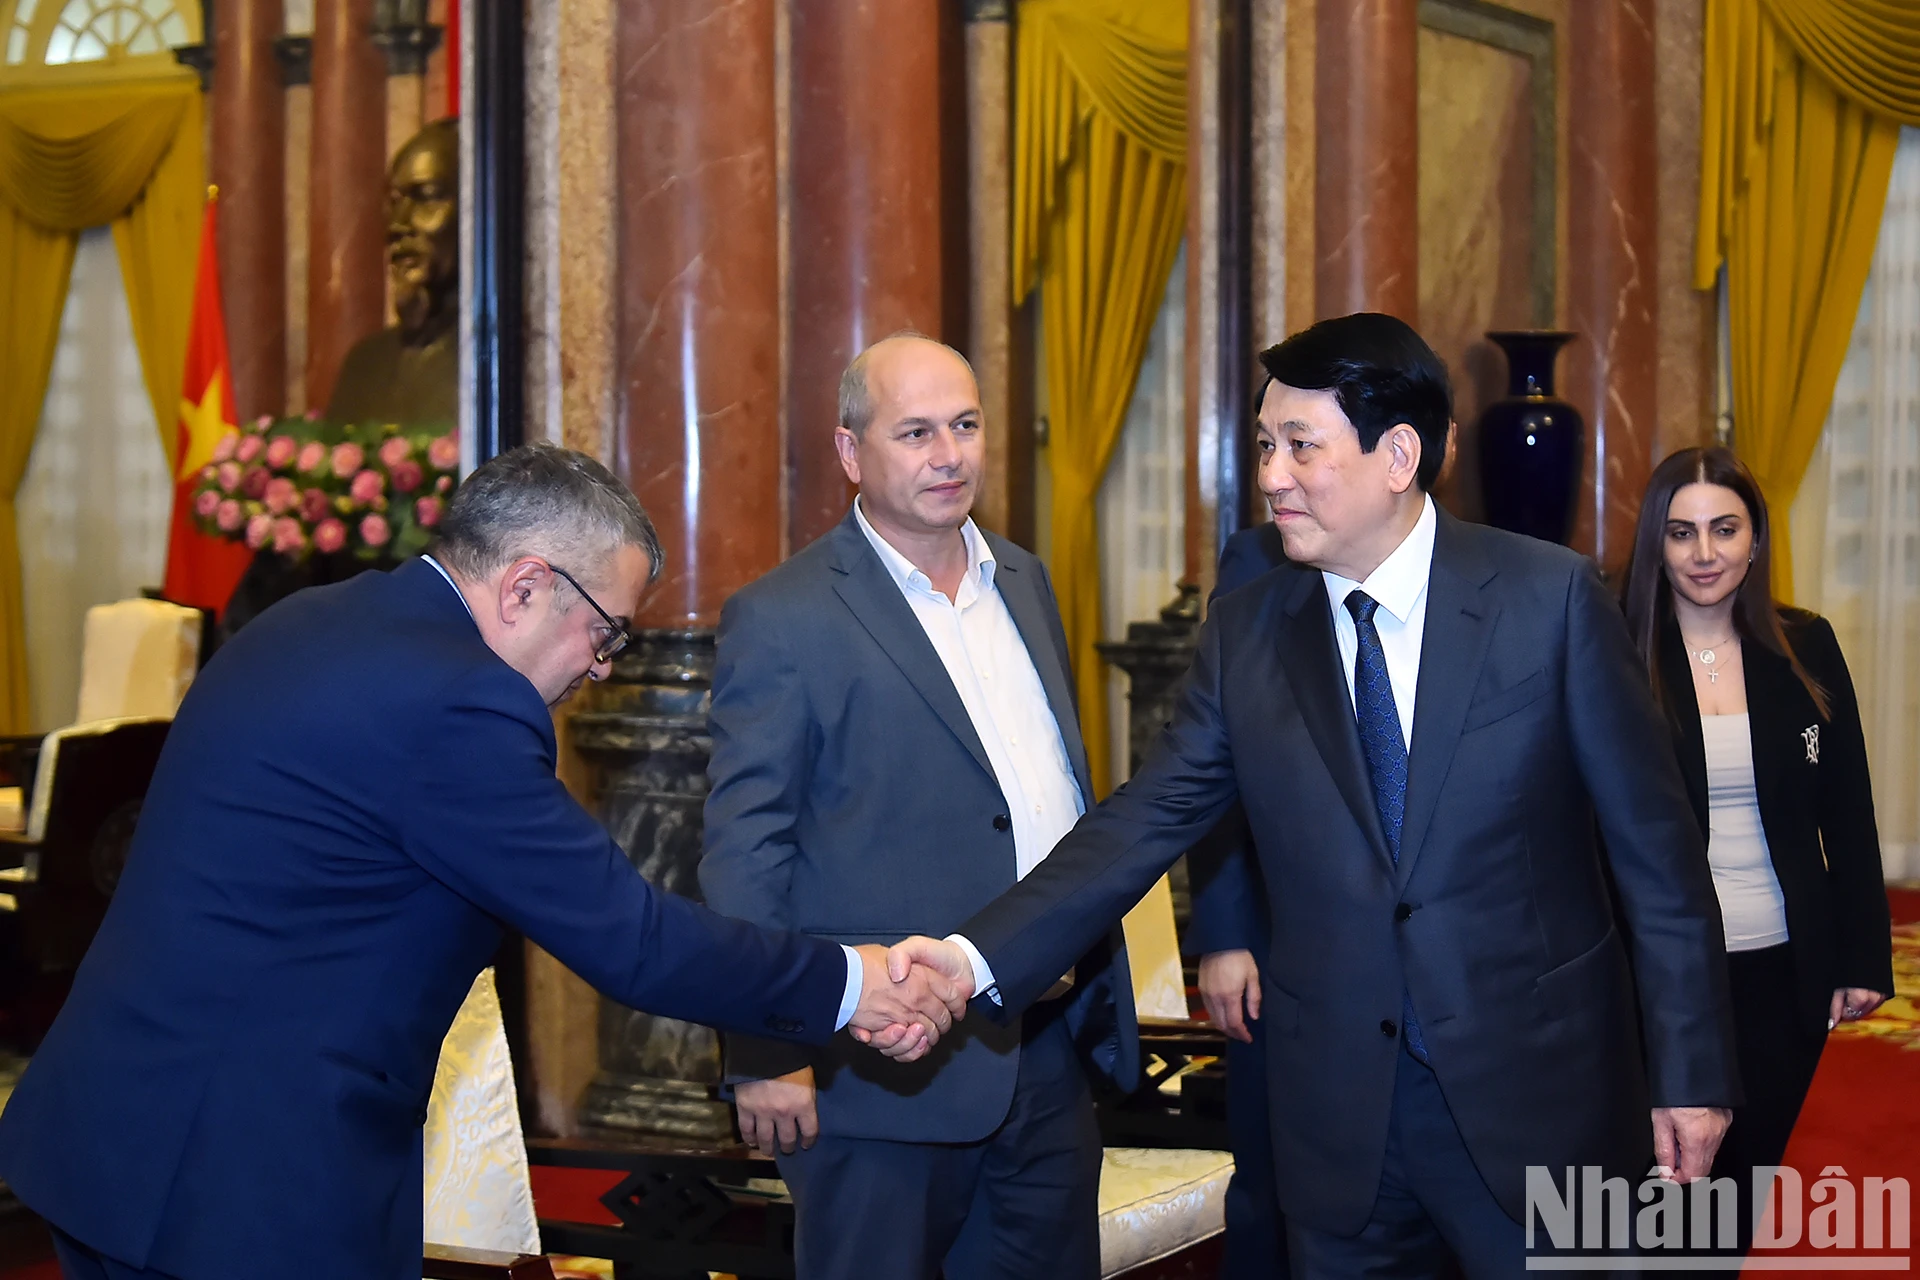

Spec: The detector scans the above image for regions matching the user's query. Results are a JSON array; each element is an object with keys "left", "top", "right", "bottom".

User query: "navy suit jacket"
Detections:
[
  {"left": 0, "top": 558, "right": 847, "bottom": 1279},
  {"left": 1182, "top": 523, "right": 1287, "bottom": 958},
  {"left": 699, "top": 510, "right": 1137, "bottom": 1144},
  {"left": 957, "top": 509, "right": 1740, "bottom": 1233}
]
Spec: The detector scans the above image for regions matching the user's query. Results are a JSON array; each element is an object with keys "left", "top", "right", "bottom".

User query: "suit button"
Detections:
[
  {"left": 992, "top": 814, "right": 1011, "bottom": 831},
  {"left": 415, "top": 1107, "right": 429, "bottom": 1125},
  {"left": 1380, "top": 1019, "right": 1397, "bottom": 1038},
  {"left": 1394, "top": 903, "right": 1413, "bottom": 922}
]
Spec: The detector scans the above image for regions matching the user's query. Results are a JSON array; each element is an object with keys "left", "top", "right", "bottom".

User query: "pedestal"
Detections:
[
  {"left": 569, "top": 629, "right": 732, "bottom": 1142},
  {"left": 1096, "top": 584, "right": 1204, "bottom": 931}
]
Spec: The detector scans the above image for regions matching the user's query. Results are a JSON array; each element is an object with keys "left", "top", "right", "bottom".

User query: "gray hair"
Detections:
[
  {"left": 837, "top": 330, "right": 976, "bottom": 436},
  {"left": 431, "top": 442, "right": 665, "bottom": 590}
]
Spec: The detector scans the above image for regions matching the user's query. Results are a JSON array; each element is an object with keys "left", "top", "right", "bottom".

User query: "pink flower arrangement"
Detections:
[
  {"left": 245, "top": 513, "right": 274, "bottom": 550},
  {"left": 193, "top": 416, "right": 461, "bottom": 563}
]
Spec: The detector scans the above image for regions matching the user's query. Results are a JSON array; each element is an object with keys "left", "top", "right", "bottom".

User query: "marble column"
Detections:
[
  {"left": 1313, "top": 0, "right": 1418, "bottom": 321},
  {"left": 1186, "top": 0, "right": 1224, "bottom": 589},
  {"left": 567, "top": 0, "right": 786, "bottom": 1144},
  {"left": 306, "top": 0, "right": 389, "bottom": 412},
  {"left": 211, "top": 0, "right": 286, "bottom": 422},
  {"left": 1654, "top": 0, "right": 1717, "bottom": 460},
  {"left": 966, "top": 2, "right": 1021, "bottom": 543},
  {"left": 277, "top": 34, "right": 313, "bottom": 415},
  {"left": 1565, "top": 0, "right": 1658, "bottom": 574},
  {"left": 786, "top": 0, "right": 949, "bottom": 552}
]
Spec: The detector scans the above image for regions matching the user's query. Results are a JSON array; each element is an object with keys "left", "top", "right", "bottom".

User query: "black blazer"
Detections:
[
  {"left": 957, "top": 508, "right": 1740, "bottom": 1235},
  {"left": 700, "top": 509, "right": 1138, "bottom": 1145},
  {"left": 1656, "top": 609, "right": 1894, "bottom": 1035}
]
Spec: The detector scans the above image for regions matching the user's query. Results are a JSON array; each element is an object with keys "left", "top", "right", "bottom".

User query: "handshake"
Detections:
[{"left": 844, "top": 937, "right": 979, "bottom": 1063}]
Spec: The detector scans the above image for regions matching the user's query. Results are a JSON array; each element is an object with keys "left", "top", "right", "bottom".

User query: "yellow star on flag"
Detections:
[{"left": 177, "top": 367, "right": 230, "bottom": 482}]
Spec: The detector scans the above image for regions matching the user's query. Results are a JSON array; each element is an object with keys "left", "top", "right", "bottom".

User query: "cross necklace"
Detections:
[{"left": 1686, "top": 633, "right": 1738, "bottom": 684}]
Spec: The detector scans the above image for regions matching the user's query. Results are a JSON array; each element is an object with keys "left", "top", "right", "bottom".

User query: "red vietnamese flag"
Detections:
[{"left": 162, "top": 192, "right": 255, "bottom": 616}]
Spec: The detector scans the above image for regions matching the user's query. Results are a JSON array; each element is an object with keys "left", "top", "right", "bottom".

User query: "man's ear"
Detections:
[
  {"left": 497, "top": 557, "right": 551, "bottom": 625},
  {"left": 1385, "top": 424, "right": 1423, "bottom": 496},
  {"left": 834, "top": 427, "right": 862, "bottom": 485}
]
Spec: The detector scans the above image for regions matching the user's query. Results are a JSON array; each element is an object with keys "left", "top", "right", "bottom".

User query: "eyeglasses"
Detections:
[{"left": 548, "top": 564, "right": 632, "bottom": 665}]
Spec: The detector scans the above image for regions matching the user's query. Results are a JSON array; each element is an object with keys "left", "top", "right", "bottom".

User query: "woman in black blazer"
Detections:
[{"left": 1620, "top": 446, "right": 1894, "bottom": 1254}]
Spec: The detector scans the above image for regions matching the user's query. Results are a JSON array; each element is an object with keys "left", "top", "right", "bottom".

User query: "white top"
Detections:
[
  {"left": 853, "top": 499, "right": 1087, "bottom": 882},
  {"left": 1701, "top": 714, "right": 1789, "bottom": 952},
  {"left": 1320, "top": 495, "right": 1438, "bottom": 749}
]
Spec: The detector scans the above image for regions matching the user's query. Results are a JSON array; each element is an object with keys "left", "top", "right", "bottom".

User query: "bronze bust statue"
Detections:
[{"left": 326, "top": 118, "right": 459, "bottom": 426}]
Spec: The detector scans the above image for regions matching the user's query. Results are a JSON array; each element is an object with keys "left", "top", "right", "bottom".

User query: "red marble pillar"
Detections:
[
  {"left": 1565, "top": 0, "right": 1659, "bottom": 573},
  {"left": 1314, "top": 0, "right": 1418, "bottom": 321},
  {"left": 306, "top": 0, "right": 389, "bottom": 413},
  {"left": 211, "top": 0, "right": 285, "bottom": 422},
  {"left": 787, "top": 0, "right": 950, "bottom": 551},
  {"left": 614, "top": 1, "right": 784, "bottom": 628}
]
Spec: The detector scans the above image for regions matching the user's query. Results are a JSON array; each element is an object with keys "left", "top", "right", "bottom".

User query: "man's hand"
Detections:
[
  {"left": 1198, "top": 949, "right": 1262, "bottom": 1043},
  {"left": 734, "top": 1067, "right": 818, "bottom": 1157},
  {"left": 1651, "top": 1106, "right": 1732, "bottom": 1182},
  {"left": 845, "top": 943, "right": 968, "bottom": 1063},
  {"left": 1830, "top": 987, "right": 1887, "bottom": 1029}
]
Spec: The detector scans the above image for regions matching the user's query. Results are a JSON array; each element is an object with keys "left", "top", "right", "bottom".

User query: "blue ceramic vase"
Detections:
[{"left": 1477, "top": 330, "right": 1583, "bottom": 545}]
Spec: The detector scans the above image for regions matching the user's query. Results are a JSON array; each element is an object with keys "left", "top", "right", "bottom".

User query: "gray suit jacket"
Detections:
[
  {"left": 700, "top": 508, "right": 1139, "bottom": 1144},
  {"left": 957, "top": 509, "right": 1740, "bottom": 1232}
]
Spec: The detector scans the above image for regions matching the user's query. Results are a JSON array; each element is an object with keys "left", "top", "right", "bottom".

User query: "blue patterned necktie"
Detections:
[{"left": 1345, "top": 590, "right": 1428, "bottom": 1061}]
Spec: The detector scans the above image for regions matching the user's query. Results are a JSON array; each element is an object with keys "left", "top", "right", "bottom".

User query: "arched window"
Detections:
[{"left": 2, "top": 0, "right": 200, "bottom": 74}]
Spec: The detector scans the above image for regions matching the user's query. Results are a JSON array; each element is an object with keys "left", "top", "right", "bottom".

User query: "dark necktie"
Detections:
[{"left": 1345, "top": 590, "right": 1427, "bottom": 1061}]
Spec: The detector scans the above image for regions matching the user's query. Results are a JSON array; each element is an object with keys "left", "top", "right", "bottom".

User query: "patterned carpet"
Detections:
[{"left": 1825, "top": 890, "right": 1920, "bottom": 1050}]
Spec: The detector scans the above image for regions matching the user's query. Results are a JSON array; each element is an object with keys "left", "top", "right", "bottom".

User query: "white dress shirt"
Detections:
[
  {"left": 951, "top": 496, "right": 1440, "bottom": 1003},
  {"left": 422, "top": 555, "right": 870, "bottom": 1029}
]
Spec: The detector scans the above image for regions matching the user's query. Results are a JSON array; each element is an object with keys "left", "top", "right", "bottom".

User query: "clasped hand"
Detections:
[{"left": 845, "top": 941, "right": 976, "bottom": 1063}]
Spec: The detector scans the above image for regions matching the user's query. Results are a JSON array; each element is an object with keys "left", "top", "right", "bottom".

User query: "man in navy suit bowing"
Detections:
[
  {"left": 0, "top": 443, "right": 966, "bottom": 1280},
  {"left": 895, "top": 314, "right": 1742, "bottom": 1277}
]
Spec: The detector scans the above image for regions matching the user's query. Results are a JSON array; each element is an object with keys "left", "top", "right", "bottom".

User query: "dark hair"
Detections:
[
  {"left": 1618, "top": 446, "right": 1828, "bottom": 718},
  {"left": 1256, "top": 312, "right": 1453, "bottom": 490},
  {"left": 433, "top": 441, "right": 665, "bottom": 587}
]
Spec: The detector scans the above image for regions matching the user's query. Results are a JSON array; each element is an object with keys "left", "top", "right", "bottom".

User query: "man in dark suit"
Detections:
[
  {"left": 0, "top": 444, "right": 965, "bottom": 1280},
  {"left": 700, "top": 334, "right": 1136, "bottom": 1280},
  {"left": 897, "top": 314, "right": 1742, "bottom": 1277},
  {"left": 1183, "top": 519, "right": 1287, "bottom": 1278}
]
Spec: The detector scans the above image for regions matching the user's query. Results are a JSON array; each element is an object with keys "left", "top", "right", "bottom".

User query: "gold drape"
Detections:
[
  {"left": 1696, "top": 0, "right": 1901, "bottom": 601},
  {"left": 0, "top": 73, "right": 204, "bottom": 732},
  {"left": 1760, "top": 0, "right": 1920, "bottom": 125},
  {"left": 1015, "top": 0, "right": 1186, "bottom": 796}
]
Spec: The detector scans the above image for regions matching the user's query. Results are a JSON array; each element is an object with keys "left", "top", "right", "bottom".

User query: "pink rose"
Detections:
[
  {"left": 255, "top": 414, "right": 274, "bottom": 429},
  {"left": 241, "top": 466, "right": 270, "bottom": 499},
  {"left": 265, "top": 435, "right": 298, "bottom": 469},
  {"left": 312, "top": 518, "right": 347, "bottom": 554},
  {"left": 389, "top": 460, "right": 424, "bottom": 493},
  {"left": 435, "top": 475, "right": 452, "bottom": 494},
  {"left": 414, "top": 495, "right": 444, "bottom": 528},
  {"left": 427, "top": 434, "right": 459, "bottom": 471},
  {"left": 349, "top": 468, "right": 385, "bottom": 504},
  {"left": 304, "top": 409, "right": 322, "bottom": 421},
  {"left": 330, "top": 442, "right": 366, "bottom": 478},
  {"left": 378, "top": 436, "right": 413, "bottom": 468},
  {"left": 272, "top": 517, "right": 306, "bottom": 555},
  {"left": 216, "top": 461, "right": 242, "bottom": 493},
  {"left": 215, "top": 498, "right": 244, "bottom": 532},
  {"left": 236, "top": 433, "right": 263, "bottom": 464},
  {"left": 211, "top": 430, "right": 239, "bottom": 464},
  {"left": 264, "top": 477, "right": 299, "bottom": 515},
  {"left": 245, "top": 513, "right": 273, "bottom": 550},
  {"left": 359, "top": 513, "right": 392, "bottom": 548},
  {"left": 193, "top": 489, "right": 221, "bottom": 519},
  {"left": 300, "top": 488, "right": 330, "bottom": 523},
  {"left": 297, "top": 440, "right": 328, "bottom": 475}
]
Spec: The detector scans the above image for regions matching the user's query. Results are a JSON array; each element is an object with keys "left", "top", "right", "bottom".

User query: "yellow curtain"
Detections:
[
  {"left": 1695, "top": 0, "right": 1902, "bottom": 602},
  {"left": 0, "top": 72, "right": 204, "bottom": 732},
  {"left": 1759, "top": 0, "right": 1920, "bottom": 125},
  {"left": 1015, "top": 0, "right": 1186, "bottom": 797}
]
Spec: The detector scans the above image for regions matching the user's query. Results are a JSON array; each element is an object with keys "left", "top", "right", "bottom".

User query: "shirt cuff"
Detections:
[
  {"left": 834, "top": 944, "right": 864, "bottom": 1031},
  {"left": 945, "top": 934, "right": 1001, "bottom": 1006}
]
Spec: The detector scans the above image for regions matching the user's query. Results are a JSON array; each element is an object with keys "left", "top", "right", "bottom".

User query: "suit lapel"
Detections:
[
  {"left": 1276, "top": 570, "right": 1395, "bottom": 872},
  {"left": 1395, "top": 514, "right": 1499, "bottom": 889},
  {"left": 827, "top": 518, "right": 998, "bottom": 785},
  {"left": 994, "top": 554, "right": 1095, "bottom": 799},
  {"left": 1741, "top": 639, "right": 1799, "bottom": 844},
  {"left": 1658, "top": 619, "right": 1710, "bottom": 833}
]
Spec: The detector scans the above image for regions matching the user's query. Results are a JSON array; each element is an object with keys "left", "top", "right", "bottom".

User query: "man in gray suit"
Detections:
[{"left": 699, "top": 333, "right": 1136, "bottom": 1280}]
